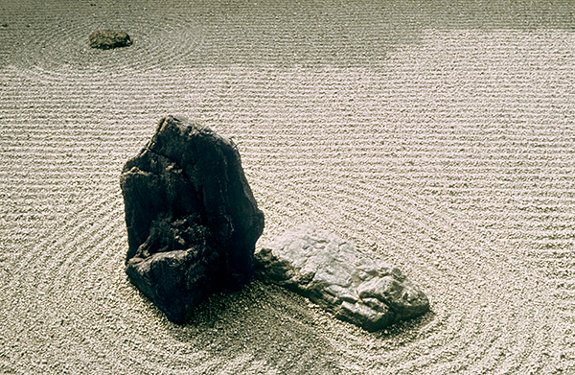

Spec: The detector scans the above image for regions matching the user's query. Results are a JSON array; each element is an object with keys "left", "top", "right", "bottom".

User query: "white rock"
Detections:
[{"left": 255, "top": 225, "right": 430, "bottom": 331}]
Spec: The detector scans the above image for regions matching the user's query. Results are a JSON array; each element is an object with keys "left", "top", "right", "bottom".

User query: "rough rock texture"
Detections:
[
  {"left": 255, "top": 225, "right": 430, "bottom": 331},
  {"left": 89, "top": 29, "right": 132, "bottom": 49},
  {"left": 121, "top": 115, "right": 264, "bottom": 323}
]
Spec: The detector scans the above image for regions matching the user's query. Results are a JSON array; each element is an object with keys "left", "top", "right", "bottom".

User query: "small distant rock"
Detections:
[
  {"left": 121, "top": 116, "right": 264, "bottom": 323},
  {"left": 88, "top": 29, "right": 132, "bottom": 49},
  {"left": 255, "top": 225, "right": 430, "bottom": 331}
]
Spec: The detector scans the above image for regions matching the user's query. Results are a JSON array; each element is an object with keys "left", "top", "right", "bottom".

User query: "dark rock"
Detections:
[
  {"left": 1, "top": 23, "right": 8, "bottom": 28},
  {"left": 121, "top": 116, "right": 264, "bottom": 323},
  {"left": 89, "top": 29, "right": 132, "bottom": 49},
  {"left": 255, "top": 225, "right": 430, "bottom": 331}
]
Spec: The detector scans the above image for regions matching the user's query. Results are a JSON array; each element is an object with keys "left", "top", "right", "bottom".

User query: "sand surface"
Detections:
[{"left": 1, "top": 0, "right": 574, "bottom": 374}]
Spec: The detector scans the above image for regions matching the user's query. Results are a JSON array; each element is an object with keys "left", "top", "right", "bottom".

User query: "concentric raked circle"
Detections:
[
  {"left": 1, "top": 0, "right": 574, "bottom": 374},
  {"left": 10, "top": 2, "right": 204, "bottom": 82}
]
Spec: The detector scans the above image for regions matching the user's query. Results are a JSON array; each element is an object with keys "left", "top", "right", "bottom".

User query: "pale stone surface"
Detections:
[{"left": 255, "top": 225, "right": 430, "bottom": 331}]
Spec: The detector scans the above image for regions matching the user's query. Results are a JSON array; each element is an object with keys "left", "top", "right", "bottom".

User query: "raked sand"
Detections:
[{"left": 0, "top": 1, "right": 574, "bottom": 374}]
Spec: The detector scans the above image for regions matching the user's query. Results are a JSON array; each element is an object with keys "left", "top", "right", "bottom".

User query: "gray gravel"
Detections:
[{"left": 0, "top": 0, "right": 574, "bottom": 374}]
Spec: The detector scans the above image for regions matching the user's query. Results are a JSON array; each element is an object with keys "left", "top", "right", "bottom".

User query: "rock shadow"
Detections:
[{"left": 163, "top": 280, "right": 346, "bottom": 374}]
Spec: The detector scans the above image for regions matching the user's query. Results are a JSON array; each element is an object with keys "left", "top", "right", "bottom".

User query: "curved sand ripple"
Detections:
[{"left": 1, "top": 1, "right": 574, "bottom": 374}]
